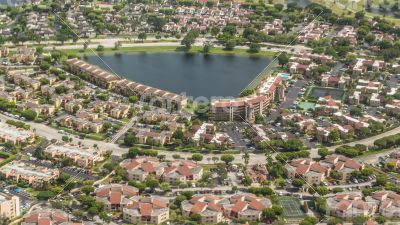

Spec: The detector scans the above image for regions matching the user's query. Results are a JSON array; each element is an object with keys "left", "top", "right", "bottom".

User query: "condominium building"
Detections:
[
  {"left": 163, "top": 160, "right": 203, "bottom": 183},
  {"left": 0, "top": 193, "right": 20, "bottom": 219},
  {"left": 95, "top": 184, "right": 139, "bottom": 211},
  {"left": 120, "top": 157, "right": 167, "bottom": 181},
  {"left": 285, "top": 159, "right": 330, "bottom": 184},
  {"left": 209, "top": 75, "right": 285, "bottom": 122},
  {"left": 22, "top": 208, "right": 78, "bottom": 225},
  {"left": 0, "top": 161, "right": 59, "bottom": 188},
  {"left": 65, "top": 58, "right": 187, "bottom": 109},
  {"left": 367, "top": 191, "right": 400, "bottom": 218},
  {"left": 0, "top": 122, "right": 35, "bottom": 145},
  {"left": 44, "top": 144, "right": 104, "bottom": 168},
  {"left": 182, "top": 194, "right": 271, "bottom": 223},
  {"left": 327, "top": 193, "right": 377, "bottom": 218},
  {"left": 120, "top": 158, "right": 203, "bottom": 183},
  {"left": 122, "top": 196, "right": 169, "bottom": 225}
]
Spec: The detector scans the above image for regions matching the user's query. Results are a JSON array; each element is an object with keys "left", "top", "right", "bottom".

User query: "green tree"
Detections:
[
  {"left": 129, "top": 95, "right": 138, "bottom": 103},
  {"left": 278, "top": 53, "right": 289, "bottom": 67},
  {"left": 191, "top": 153, "right": 203, "bottom": 162},
  {"left": 138, "top": 32, "right": 147, "bottom": 42},
  {"left": 124, "top": 134, "right": 136, "bottom": 147},
  {"left": 220, "top": 154, "right": 234, "bottom": 165},
  {"left": 21, "top": 110, "right": 37, "bottom": 121}
]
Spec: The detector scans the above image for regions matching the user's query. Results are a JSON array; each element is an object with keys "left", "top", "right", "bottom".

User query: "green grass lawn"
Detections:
[{"left": 61, "top": 46, "right": 277, "bottom": 58}]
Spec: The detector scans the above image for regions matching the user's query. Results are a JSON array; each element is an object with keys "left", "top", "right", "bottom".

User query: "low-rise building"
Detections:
[
  {"left": 327, "top": 193, "right": 377, "bottom": 218},
  {"left": 122, "top": 196, "right": 169, "bottom": 225},
  {"left": 120, "top": 157, "right": 166, "bottom": 181},
  {"left": 22, "top": 208, "right": 78, "bottom": 225},
  {"left": 321, "top": 155, "right": 364, "bottom": 180},
  {"left": 0, "top": 122, "right": 35, "bottom": 145},
  {"left": 285, "top": 159, "right": 330, "bottom": 184},
  {"left": 44, "top": 144, "right": 104, "bottom": 168},
  {"left": 0, "top": 161, "right": 59, "bottom": 188},
  {"left": 315, "top": 96, "right": 341, "bottom": 115},
  {"left": 95, "top": 184, "right": 139, "bottom": 211},
  {"left": 367, "top": 191, "right": 400, "bottom": 218},
  {"left": 182, "top": 194, "right": 271, "bottom": 223}
]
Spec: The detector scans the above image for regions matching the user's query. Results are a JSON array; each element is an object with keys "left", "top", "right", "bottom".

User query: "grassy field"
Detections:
[{"left": 61, "top": 45, "right": 277, "bottom": 58}]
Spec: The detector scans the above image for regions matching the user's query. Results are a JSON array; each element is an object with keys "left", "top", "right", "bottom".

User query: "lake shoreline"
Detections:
[{"left": 84, "top": 50, "right": 273, "bottom": 99}]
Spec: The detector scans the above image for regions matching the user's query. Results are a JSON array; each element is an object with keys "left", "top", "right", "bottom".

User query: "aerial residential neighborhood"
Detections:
[{"left": 1, "top": 0, "right": 400, "bottom": 225}]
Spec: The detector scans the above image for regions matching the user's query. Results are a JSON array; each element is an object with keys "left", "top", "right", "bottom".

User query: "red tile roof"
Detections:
[
  {"left": 231, "top": 201, "right": 247, "bottom": 213},
  {"left": 191, "top": 201, "right": 207, "bottom": 213},
  {"left": 140, "top": 203, "right": 153, "bottom": 216},
  {"left": 110, "top": 191, "right": 122, "bottom": 205}
]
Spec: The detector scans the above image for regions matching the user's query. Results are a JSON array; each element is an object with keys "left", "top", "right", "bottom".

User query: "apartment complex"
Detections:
[
  {"left": 0, "top": 122, "right": 35, "bottom": 145},
  {"left": 209, "top": 75, "right": 285, "bottom": 122},
  {"left": 22, "top": 208, "right": 78, "bottom": 225},
  {"left": 0, "top": 161, "right": 59, "bottom": 188},
  {"left": 327, "top": 193, "right": 377, "bottom": 218},
  {"left": 44, "top": 144, "right": 104, "bottom": 168},
  {"left": 122, "top": 196, "right": 169, "bottom": 225},
  {"left": 286, "top": 155, "right": 363, "bottom": 183},
  {"left": 120, "top": 157, "right": 203, "bottom": 183},
  {"left": 65, "top": 58, "right": 187, "bottom": 109},
  {"left": 95, "top": 184, "right": 139, "bottom": 211},
  {"left": 367, "top": 191, "right": 400, "bottom": 218},
  {"left": 0, "top": 193, "right": 20, "bottom": 219},
  {"left": 182, "top": 194, "right": 271, "bottom": 223}
]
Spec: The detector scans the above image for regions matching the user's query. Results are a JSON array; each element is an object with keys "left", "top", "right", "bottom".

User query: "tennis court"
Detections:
[{"left": 279, "top": 196, "right": 306, "bottom": 218}]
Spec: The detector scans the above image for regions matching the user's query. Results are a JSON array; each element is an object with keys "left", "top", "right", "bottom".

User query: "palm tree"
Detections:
[{"left": 242, "top": 152, "right": 250, "bottom": 167}]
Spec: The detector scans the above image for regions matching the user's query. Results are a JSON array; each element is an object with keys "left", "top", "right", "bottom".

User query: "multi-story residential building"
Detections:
[
  {"left": 367, "top": 191, "right": 400, "bottom": 218},
  {"left": 22, "top": 208, "right": 78, "bottom": 225},
  {"left": 349, "top": 79, "right": 381, "bottom": 106},
  {"left": 316, "top": 124, "right": 353, "bottom": 143},
  {"left": 122, "top": 196, "right": 169, "bottom": 225},
  {"left": 209, "top": 75, "right": 285, "bottom": 122},
  {"left": 298, "top": 22, "right": 330, "bottom": 43},
  {"left": 352, "top": 59, "right": 384, "bottom": 75},
  {"left": 320, "top": 75, "right": 350, "bottom": 89},
  {"left": 18, "top": 101, "right": 55, "bottom": 116},
  {"left": 285, "top": 159, "right": 330, "bottom": 184},
  {"left": 95, "top": 184, "right": 139, "bottom": 211},
  {"left": 0, "top": 161, "right": 59, "bottom": 188},
  {"left": 120, "top": 157, "right": 166, "bottom": 181},
  {"left": 120, "top": 158, "right": 203, "bottom": 183},
  {"left": 184, "top": 123, "right": 231, "bottom": 146},
  {"left": 337, "top": 26, "right": 357, "bottom": 46},
  {"left": 10, "top": 46, "right": 36, "bottom": 64},
  {"left": 0, "top": 193, "right": 20, "bottom": 219},
  {"left": 182, "top": 194, "right": 271, "bottom": 223},
  {"left": 65, "top": 58, "right": 188, "bottom": 109},
  {"left": 385, "top": 100, "right": 400, "bottom": 116},
  {"left": 0, "top": 122, "right": 35, "bottom": 145},
  {"left": 321, "top": 155, "right": 364, "bottom": 180},
  {"left": 57, "top": 115, "right": 103, "bottom": 133},
  {"left": 131, "top": 127, "right": 172, "bottom": 146},
  {"left": 44, "top": 144, "right": 104, "bottom": 168},
  {"left": 163, "top": 160, "right": 203, "bottom": 183},
  {"left": 315, "top": 96, "right": 341, "bottom": 115},
  {"left": 327, "top": 193, "right": 377, "bottom": 218}
]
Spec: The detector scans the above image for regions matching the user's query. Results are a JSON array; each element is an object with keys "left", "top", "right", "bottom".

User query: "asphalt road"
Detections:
[{"left": 1, "top": 111, "right": 399, "bottom": 164}]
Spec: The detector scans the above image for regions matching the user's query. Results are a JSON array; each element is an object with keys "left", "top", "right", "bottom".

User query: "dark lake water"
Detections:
[{"left": 85, "top": 53, "right": 271, "bottom": 99}]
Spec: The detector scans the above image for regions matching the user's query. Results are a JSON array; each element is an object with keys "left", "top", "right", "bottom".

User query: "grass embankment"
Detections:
[{"left": 61, "top": 46, "right": 277, "bottom": 58}]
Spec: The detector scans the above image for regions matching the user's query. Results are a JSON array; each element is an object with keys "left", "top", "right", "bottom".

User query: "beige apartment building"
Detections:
[
  {"left": 0, "top": 194, "right": 20, "bottom": 219},
  {"left": 44, "top": 144, "right": 104, "bottom": 168}
]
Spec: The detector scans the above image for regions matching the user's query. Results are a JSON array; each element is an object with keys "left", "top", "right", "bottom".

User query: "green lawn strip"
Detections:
[
  {"left": 0, "top": 151, "right": 15, "bottom": 167},
  {"left": 60, "top": 45, "right": 276, "bottom": 58}
]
